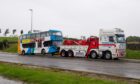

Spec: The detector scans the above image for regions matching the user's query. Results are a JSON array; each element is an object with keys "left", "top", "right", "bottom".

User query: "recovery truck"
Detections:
[{"left": 59, "top": 28, "right": 126, "bottom": 60}]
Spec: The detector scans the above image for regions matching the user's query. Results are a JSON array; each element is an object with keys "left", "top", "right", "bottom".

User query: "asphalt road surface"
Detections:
[{"left": 0, "top": 52, "right": 140, "bottom": 79}]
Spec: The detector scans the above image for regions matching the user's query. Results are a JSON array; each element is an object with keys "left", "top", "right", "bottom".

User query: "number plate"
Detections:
[{"left": 75, "top": 51, "right": 85, "bottom": 56}]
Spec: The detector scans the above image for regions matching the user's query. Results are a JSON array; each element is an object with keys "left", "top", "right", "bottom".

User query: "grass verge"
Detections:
[
  {"left": 1, "top": 43, "right": 17, "bottom": 53},
  {"left": 126, "top": 49, "right": 140, "bottom": 59},
  {"left": 0, "top": 62, "right": 131, "bottom": 84}
]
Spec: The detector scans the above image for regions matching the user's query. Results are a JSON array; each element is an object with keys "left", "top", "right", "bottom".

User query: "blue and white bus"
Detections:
[{"left": 18, "top": 30, "right": 63, "bottom": 55}]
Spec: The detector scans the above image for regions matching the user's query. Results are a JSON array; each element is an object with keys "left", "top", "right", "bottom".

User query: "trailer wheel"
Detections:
[
  {"left": 90, "top": 51, "right": 98, "bottom": 59},
  {"left": 105, "top": 51, "right": 112, "bottom": 60},
  {"left": 41, "top": 49, "right": 46, "bottom": 55},
  {"left": 22, "top": 50, "right": 25, "bottom": 55},
  {"left": 68, "top": 50, "right": 74, "bottom": 57},
  {"left": 60, "top": 50, "right": 67, "bottom": 57}
]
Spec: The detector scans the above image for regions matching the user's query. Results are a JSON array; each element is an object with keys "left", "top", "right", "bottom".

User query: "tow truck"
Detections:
[{"left": 59, "top": 28, "right": 126, "bottom": 60}]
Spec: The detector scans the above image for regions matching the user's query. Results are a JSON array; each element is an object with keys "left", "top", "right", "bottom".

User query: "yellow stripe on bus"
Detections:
[{"left": 22, "top": 39, "right": 31, "bottom": 44}]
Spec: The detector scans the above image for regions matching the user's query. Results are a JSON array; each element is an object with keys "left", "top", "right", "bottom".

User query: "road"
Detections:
[{"left": 0, "top": 52, "right": 140, "bottom": 79}]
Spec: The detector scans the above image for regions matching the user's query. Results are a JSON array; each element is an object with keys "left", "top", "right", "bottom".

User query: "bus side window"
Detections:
[
  {"left": 46, "top": 32, "right": 49, "bottom": 36},
  {"left": 43, "top": 41, "right": 52, "bottom": 47},
  {"left": 31, "top": 34, "right": 36, "bottom": 39},
  {"left": 36, "top": 33, "right": 40, "bottom": 38},
  {"left": 22, "top": 44, "right": 28, "bottom": 48},
  {"left": 30, "top": 43, "right": 36, "bottom": 48},
  {"left": 22, "top": 43, "right": 35, "bottom": 48},
  {"left": 41, "top": 33, "right": 46, "bottom": 38},
  {"left": 22, "top": 35, "right": 26, "bottom": 39},
  {"left": 27, "top": 34, "right": 30, "bottom": 39}
]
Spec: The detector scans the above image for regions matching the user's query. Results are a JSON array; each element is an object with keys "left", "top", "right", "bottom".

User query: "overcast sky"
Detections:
[{"left": 0, "top": 0, "right": 140, "bottom": 38}]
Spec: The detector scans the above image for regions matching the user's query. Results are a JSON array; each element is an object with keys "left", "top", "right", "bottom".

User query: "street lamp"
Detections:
[{"left": 29, "top": 9, "right": 33, "bottom": 33}]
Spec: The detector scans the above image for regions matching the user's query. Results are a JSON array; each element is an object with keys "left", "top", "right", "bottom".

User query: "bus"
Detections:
[{"left": 18, "top": 30, "right": 63, "bottom": 55}]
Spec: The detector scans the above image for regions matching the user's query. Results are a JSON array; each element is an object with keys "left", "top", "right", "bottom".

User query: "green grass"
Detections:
[
  {"left": 126, "top": 49, "right": 140, "bottom": 59},
  {"left": 0, "top": 37, "right": 18, "bottom": 42},
  {"left": 1, "top": 43, "right": 17, "bottom": 53},
  {"left": 0, "top": 62, "right": 128, "bottom": 84}
]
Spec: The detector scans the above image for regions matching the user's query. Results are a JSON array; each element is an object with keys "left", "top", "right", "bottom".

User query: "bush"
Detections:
[
  {"left": 0, "top": 37, "right": 17, "bottom": 50},
  {"left": 0, "top": 42, "right": 4, "bottom": 50},
  {"left": 3, "top": 40, "right": 9, "bottom": 48},
  {"left": 127, "top": 44, "right": 140, "bottom": 50}
]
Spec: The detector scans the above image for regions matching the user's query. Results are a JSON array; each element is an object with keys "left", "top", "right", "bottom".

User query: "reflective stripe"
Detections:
[{"left": 99, "top": 44, "right": 116, "bottom": 47}]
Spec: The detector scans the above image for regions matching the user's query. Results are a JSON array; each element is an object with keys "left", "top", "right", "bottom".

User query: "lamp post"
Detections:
[{"left": 29, "top": 9, "right": 33, "bottom": 33}]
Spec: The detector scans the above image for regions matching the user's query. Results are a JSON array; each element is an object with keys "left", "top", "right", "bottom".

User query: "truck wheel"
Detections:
[
  {"left": 68, "top": 50, "right": 74, "bottom": 57},
  {"left": 90, "top": 51, "right": 97, "bottom": 59},
  {"left": 22, "top": 50, "right": 25, "bottom": 55},
  {"left": 105, "top": 52, "right": 112, "bottom": 60},
  {"left": 41, "top": 49, "right": 46, "bottom": 55},
  {"left": 113, "top": 58, "right": 119, "bottom": 60},
  {"left": 51, "top": 53, "right": 54, "bottom": 56},
  {"left": 60, "top": 50, "right": 67, "bottom": 57}
]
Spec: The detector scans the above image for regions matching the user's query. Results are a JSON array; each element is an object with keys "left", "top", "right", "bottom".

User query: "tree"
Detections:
[
  {"left": 13, "top": 29, "right": 16, "bottom": 35},
  {"left": 28, "top": 30, "right": 32, "bottom": 34},
  {"left": 126, "top": 36, "right": 140, "bottom": 42},
  {"left": 4, "top": 29, "right": 9, "bottom": 36},
  {"left": 20, "top": 30, "right": 23, "bottom": 35}
]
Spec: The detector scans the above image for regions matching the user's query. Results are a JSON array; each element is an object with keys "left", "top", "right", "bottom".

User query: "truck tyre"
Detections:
[
  {"left": 68, "top": 50, "right": 74, "bottom": 57},
  {"left": 90, "top": 51, "right": 98, "bottom": 59},
  {"left": 60, "top": 50, "right": 67, "bottom": 57},
  {"left": 41, "top": 49, "right": 46, "bottom": 55},
  {"left": 51, "top": 53, "right": 54, "bottom": 56},
  {"left": 113, "top": 58, "right": 119, "bottom": 60},
  {"left": 22, "top": 50, "right": 25, "bottom": 55},
  {"left": 105, "top": 52, "right": 112, "bottom": 60}
]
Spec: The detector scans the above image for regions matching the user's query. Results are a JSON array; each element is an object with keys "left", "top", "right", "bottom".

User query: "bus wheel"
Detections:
[
  {"left": 41, "top": 49, "right": 46, "bottom": 55},
  {"left": 22, "top": 50, "right": 25, "bottom": 55},
  {"left": 90, "top": 51, "right": 97, "bottom": 59},
  {"left": 60, "top": 50, "right": 67, "bottom": 57},
  {"left": 105, "top": 52, "right": 112, "bottom": 60},
  {"left": 68, "top": 50, "right": 74, "bottom": 57}
]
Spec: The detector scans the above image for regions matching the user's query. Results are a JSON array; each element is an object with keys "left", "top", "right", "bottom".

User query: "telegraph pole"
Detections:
[{"left": 29, "top": 9, "right": 33, "bottom": 33}]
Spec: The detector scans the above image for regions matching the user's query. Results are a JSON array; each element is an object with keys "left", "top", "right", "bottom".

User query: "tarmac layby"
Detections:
[{"left": 0, "top": 52, "right": 139, "bottom": 80}]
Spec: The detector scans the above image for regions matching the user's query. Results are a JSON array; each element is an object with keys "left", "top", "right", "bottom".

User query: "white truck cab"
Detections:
[{"left": 99, "top": 28, "right": 126, "bottom": 59}]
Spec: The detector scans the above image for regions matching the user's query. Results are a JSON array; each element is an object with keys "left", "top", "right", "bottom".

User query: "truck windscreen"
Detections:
[{"left": 116, "top": 34, "right": 125, "bottom": 43}]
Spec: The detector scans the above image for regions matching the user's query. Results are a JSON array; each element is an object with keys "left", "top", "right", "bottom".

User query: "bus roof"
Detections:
[
  {"left": 20, "top": 29, "right": 62, "bottom": 36},
  {"left": 48, "top": 30, "right": 61, "bottom": 32}
]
